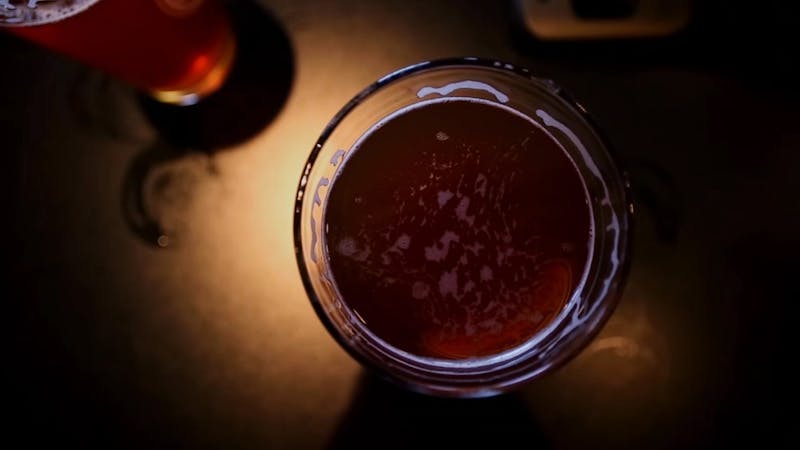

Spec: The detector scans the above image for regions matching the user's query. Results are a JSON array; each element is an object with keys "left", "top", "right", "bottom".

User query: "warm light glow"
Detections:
[
  {"left": 122, "top": 0, "right": 527, "bottom": 420},
  {"left": 150, "top": 31, "right": 236, "bottom": 105}
]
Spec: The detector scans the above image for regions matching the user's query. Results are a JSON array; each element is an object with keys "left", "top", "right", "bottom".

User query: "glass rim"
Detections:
[
  {"left": 294, "top": 56, "right": 634, "bottom": 396},
  {"left": 0, "top": 0, "right": 101, "bottom": 27}
]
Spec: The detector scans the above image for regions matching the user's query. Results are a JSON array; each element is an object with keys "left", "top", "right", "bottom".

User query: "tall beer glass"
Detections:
[{"left": 2, "top": 0, "right": 236, "bottom": 105}]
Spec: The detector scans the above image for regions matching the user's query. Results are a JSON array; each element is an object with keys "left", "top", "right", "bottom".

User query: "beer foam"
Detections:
[
  {"left": 1, "top": 0, "right": 100, "bottom": 27},
  {"left": 411, "top": 281, "right": 430, "bottom": 299},
  {"left": 417, "top": 80, "right": 510, "bottom": 104},
  {"left": 437, "top": 190, "right": 454, "bottom": 208},
  {"left": 454, "top": 196, "right": 474, "bottom": 225},
  {"left": 424, "top": 230, "right": 459, "bottom": 262}
]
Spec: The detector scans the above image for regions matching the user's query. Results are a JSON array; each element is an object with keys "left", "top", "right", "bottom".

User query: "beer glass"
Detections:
[
  {"left": 295, "top": 58, "right": 632, "bottom": 397},
  {"left": 1, "top": 0, "right": 235, "bottom": 105}
]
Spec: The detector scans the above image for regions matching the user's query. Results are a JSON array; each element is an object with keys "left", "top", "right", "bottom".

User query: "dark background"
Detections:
[{"left": 4, "top": 0, "right": 798, "bottom": 448}]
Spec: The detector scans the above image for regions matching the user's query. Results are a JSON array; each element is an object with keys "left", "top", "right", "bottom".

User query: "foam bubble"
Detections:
[
  {"left": 480, "top": 265, "right": 493, "bottom": 281},
  {"left": 437, "top": 190, "right": 453, "bottom": 208},
  {"left": 337, "top": 237, "right": 357, "bottom": 256},
  {"left": 438, "top": 269, "right": 458, "bottom": 298},
  {"left": 474, "top": 173, "right": 487, "bottom": 197},
  {"left": 424, "top": 230, "right": 459, "bottom": 262},
  {"left": 396, "top": 233, "right": 411, "bottom": 250},
  {"left": 454, "top": 196, "right": 474, "bottom": 225},
  {"left": 463, "top": 280, "right": 475, "bottom": 293},
  {"left": 412, "top": 281, "right": 430, "bottom": 299}
]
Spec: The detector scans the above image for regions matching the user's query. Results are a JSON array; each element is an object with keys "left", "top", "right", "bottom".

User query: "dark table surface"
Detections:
[{"left": 4, "top": 0, "right": 798, "bottom": 448}]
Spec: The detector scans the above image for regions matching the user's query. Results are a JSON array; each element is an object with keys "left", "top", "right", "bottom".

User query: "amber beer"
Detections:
[
  {"left": 2, "top": 0, "right": 235, "bottom": 105},
  {"left": 325, "top": 99, "right": 592, "bottom": 359}
]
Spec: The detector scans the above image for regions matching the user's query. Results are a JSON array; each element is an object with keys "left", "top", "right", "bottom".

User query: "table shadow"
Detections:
[
  {"left": 708, "top": 236, "right": 797, "bottom": 449},
  {"left": 138, "top": 0, "right": 294, "bottom": 151},
  {"left": 121, "top": 0, "right": 293, "bottom": 246},
  {"left": 326, "top": 372, "right": 551, "bottom": 450}
]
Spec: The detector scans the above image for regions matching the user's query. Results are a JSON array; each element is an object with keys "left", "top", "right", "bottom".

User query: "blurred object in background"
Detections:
[
  {"left": 512, "top": 0, "right": 799, "bottom": 95},
  {"left": 515, "top": 0, "right": 692, "bottom": 40}
]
